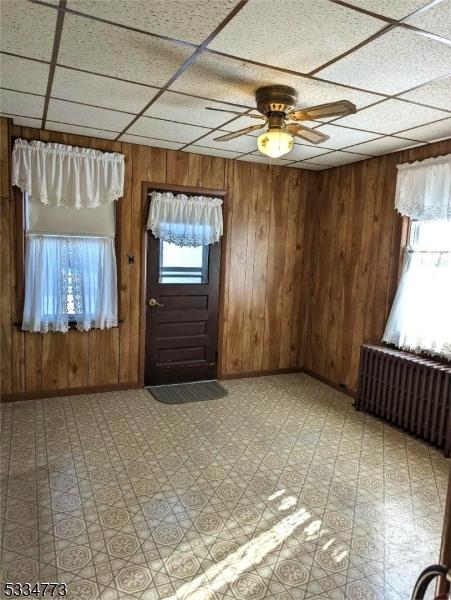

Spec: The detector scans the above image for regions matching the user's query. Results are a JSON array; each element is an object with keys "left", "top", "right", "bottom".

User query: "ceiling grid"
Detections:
[{"left": 0, "top": 0, "right": 449, "bottom": 168}]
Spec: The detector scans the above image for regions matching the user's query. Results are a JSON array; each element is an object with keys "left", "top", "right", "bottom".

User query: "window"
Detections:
[
  {"left": 383, "top": 219, "right": 451, "bottom": 360},
  {"left": 22, "top": 193, "right": 118, "bottom": 333},
  {"left": 159, "top": 240, "right": 209, "bottom": 284}
]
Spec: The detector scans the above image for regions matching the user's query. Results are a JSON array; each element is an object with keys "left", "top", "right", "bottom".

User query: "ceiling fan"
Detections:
[{"left": 205, "top": 85, "right": 357, "bottom": 159}]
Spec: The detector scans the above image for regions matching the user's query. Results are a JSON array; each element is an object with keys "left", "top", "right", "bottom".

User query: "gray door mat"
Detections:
[{"left": 146, "top": 380, "right": 228, "bottom": 405}]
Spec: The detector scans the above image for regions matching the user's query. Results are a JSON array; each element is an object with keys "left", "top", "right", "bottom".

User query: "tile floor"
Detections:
[{"left": 0, "top": 374, "right": 449, "bottom": 600}]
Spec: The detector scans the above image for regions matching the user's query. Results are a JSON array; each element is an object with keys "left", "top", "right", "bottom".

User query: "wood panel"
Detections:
[
  {"left": 0, "top": 118, "right": 12, "bottom": 394},
  {"left": 225, "top": 160, "right": 251, "bottom": 374},
  {"left": 1, "top": 117, "right": 315, "bottom": 399},
  {"left": 4, "top": 112, "right": 445, "bottom": 400},
  {"left": 303, "top": 137, "right": 451, "bottom": 393}
]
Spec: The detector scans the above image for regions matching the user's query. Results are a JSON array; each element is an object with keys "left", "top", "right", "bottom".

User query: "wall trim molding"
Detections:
[
  {"left": 220, "top": 367, "right": 303, "bottom": 380},
  {"left": 221, "top": 368, "right": 356, "bottom": 398},
  {"left": 1, "top": 369, "right": 357, "bottom": 403},
  {"left": 301, "top": 368, "right": 356, "bottom": 399},
  {"left": 1, "top": 382, "right": 140, "bottom": 403}
]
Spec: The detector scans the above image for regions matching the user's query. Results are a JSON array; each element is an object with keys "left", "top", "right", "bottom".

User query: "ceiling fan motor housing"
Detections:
[{"left": 256, "top": 85, "right": 298, "bottom": 116}]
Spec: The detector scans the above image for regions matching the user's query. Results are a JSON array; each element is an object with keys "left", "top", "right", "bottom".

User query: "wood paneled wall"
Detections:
[
  {"left": 302, "top": 137, "right": 451, "bottom": 392},
  {"left": 0, "top": 117, "right": 317, "bottom": 398},
  {"left": 2, "top": 115, "right": 449, "bottom": 399}
]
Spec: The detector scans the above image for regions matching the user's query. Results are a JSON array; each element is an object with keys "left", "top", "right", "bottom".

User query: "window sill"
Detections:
[
  {"left": 14, "top": 320, "right": 123, "bottom": 332},
  {"left": 381, "top": 342, "right": 451, "bottom": 366}
]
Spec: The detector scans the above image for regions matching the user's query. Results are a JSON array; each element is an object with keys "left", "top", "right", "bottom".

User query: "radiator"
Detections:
[{"left": 356, "top": 344, "right": 451, "bottom": 456}]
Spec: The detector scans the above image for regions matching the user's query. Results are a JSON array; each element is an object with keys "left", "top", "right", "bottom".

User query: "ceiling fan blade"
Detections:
[
  {"left": 214, "top": 123, "right": 266, "bottom": 141},
  {"left": 289, "top": 100, "right": 357, "bottom": 121},
  {"left": 205, "top": 107, "right": 265, "bottom": 119},
  {"left": 286, "top": 124, "right": 329, "bottom": 145}
]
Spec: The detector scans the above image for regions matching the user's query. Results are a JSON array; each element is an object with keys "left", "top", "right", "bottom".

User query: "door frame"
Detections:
[{"left": 138, "top": 181, "right": 228, "bottom": 387}]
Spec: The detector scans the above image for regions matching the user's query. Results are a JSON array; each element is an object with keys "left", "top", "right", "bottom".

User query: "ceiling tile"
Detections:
[
  {"left": 184, "top": 145, "right": 242, "bottom": 159},
  {"left": 342, "top": 0, "right": 430, "bottom": 20},
  {"left": 67, "top": 0, "right": 241, "bottom": 44},
  {"left": 395, "top": 117, "right": 451, "bottom": 141},
  {"left": 304, "top": 151, "right": 369, "bottom": 166},
  {"left": 239, "top": 153, "right": 295, "bottom": 165},
  {"left": 317, "top": 28, "right": 451, "bottom": 95},
  {"left": 0, "top": 1, "right": 57, "bottom": 61},
  {"left": 0, "top": 89, "right": 44, "bottom": 119},
  {"left": 119, "top": 134, "right": 183, "bottom": 149},
  {"left": 286, "top": 144, "right": 332, "bottom": 161},
  {"left": 45, "top": 121, "right": 118, "bottom": 139},
  {"left": 209, "top": 0, "right": 385, "bottom": 73},
  {"left": 346, "top": 136, "right": 424, "bottom": 154},
  {"left": 289, "top": 162, "right": 328, "bottom": 170},
  {"left": 144, "top": 91, "right": 260, "bottom": 129},
  {"left": 171, "top": 52, "right": 383, "bottom": 111},
  {"left": 405, "top": 0, "right": 451, "bottom": 40},
  {"left": 0, "top": 114, "right": 42, "bottom": 129},
  {"left": 191, "top": 130, "right": 258, "bottom": 153},
  {"left": 58, "top": 13, "right": 192, "bottom": 86},
  {"left": 128, "top": 116, "right": 210, "bottom": 144},
  {"left": 335, "top": 98, "right": 448, "bottom": 135},
  {"left": 0, "top": 54, "right": 50, "bottom": 96},
  {"left": 398, "top": 75, "right": 451, "bottom": 112},
  {"left": 52, "top": 67, "right": 159, "bottom": 114},
  {"left": 312, "top": 123, "right": 382, "bottom": 149},
  {"left": 47, "top": 99, "right": 131, "bottom": 131}
]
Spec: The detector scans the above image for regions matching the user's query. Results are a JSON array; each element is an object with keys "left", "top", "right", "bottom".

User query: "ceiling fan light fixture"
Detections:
[
  {"left": 257, "top": 129, "right": 293, "bottom": 159},
  {"left": 209, "top": 86, "right": 355, "bottom": 150}
]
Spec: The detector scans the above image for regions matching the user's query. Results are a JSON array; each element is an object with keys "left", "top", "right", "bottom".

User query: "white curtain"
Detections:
[
  {"left": 383, "top": 221, "right": 451, "bottom": 359},
  {"left": 395, "top": 154, "right": 451, "bottom": 221},
  {"left": 23, "top": 235, "right": 117, "bottom": 333},
  {"left": 12, "top": 139, "right": 125, "bottom": 208},
  {"left": 147, "top": 191, "right": 223, "bottom": 247}
]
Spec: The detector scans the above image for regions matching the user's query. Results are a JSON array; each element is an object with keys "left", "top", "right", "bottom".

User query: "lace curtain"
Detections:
[
  {"left": 23, "top": 235, "right": 117, "bottom": 333},
  {"left": 383, "top": 221, "right": 451, "bottom": 359},
  {"left": 12, "top": 139, "right": 125, "bottom": 208},
  {"left": 395, "top": 154, "right": 451, "bottom": 221},
  {"left": 147, "top": 191, "right": 223, "bottom": 247}
]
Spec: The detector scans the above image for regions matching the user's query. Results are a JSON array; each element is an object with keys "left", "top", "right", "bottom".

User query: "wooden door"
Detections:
[{"left": 144, "top": 234, "right": 221, "bottom": 385}]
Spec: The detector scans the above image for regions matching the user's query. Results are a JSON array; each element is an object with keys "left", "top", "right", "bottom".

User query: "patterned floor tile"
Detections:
[{"left": 1, "top": 374, "right": 449, "bottom": 599}]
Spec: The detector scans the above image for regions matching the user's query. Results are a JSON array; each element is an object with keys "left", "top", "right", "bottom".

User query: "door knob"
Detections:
[{"left": 148, "top": 298, "right": 164, "bottom": 308}]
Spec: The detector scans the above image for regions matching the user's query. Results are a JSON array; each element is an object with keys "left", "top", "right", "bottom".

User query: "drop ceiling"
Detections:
[{"left": 0, "top": 0, "right": 450, "bottom": 170}]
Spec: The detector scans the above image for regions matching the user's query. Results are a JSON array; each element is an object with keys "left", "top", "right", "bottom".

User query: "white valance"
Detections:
[
  {"left": 147, "top": 191, "right": 223, "bottom": 247},
  {"left": 12, "top": 139, "right": 125, "bottom": 209},
  {"left": 395, "top": 154, "right": 451, "bottom": 221}
]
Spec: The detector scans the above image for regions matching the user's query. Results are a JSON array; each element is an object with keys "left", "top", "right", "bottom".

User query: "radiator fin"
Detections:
[{"left": 356, "top": 345, "right": 451, "bottom": 457}]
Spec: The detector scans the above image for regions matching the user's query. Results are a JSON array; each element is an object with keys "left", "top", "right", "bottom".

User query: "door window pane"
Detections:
[{"left": 159, "top": 241, "right": 209, "bottom": 283}]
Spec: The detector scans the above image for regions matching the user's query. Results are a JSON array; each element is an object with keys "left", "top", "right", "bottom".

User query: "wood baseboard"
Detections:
[
  {"left": 2, "top": 370, "right": 355, "bottom": 402},
  {"left": 1, "top": 382, "right": 140, "bottom": 403},
  {"left": 220, "top": 367, "right": 303, "bottom": 380},
  {"left": 301, "top": 368, "right": 356, "bottom": 399},
  {"left": 220, "top": 367, "right": 356, "bottom": 399}
]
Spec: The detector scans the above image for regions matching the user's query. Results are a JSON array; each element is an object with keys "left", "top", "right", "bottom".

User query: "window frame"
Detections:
[
  {"left": 398, "top": 216, "right": 411, "bottom": 281},
  {"left": 158, "top": 239, "right": 210, "bottom": 284},
  {"left": 14, "top": 187, "right": 122, "bottom": 330}
]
